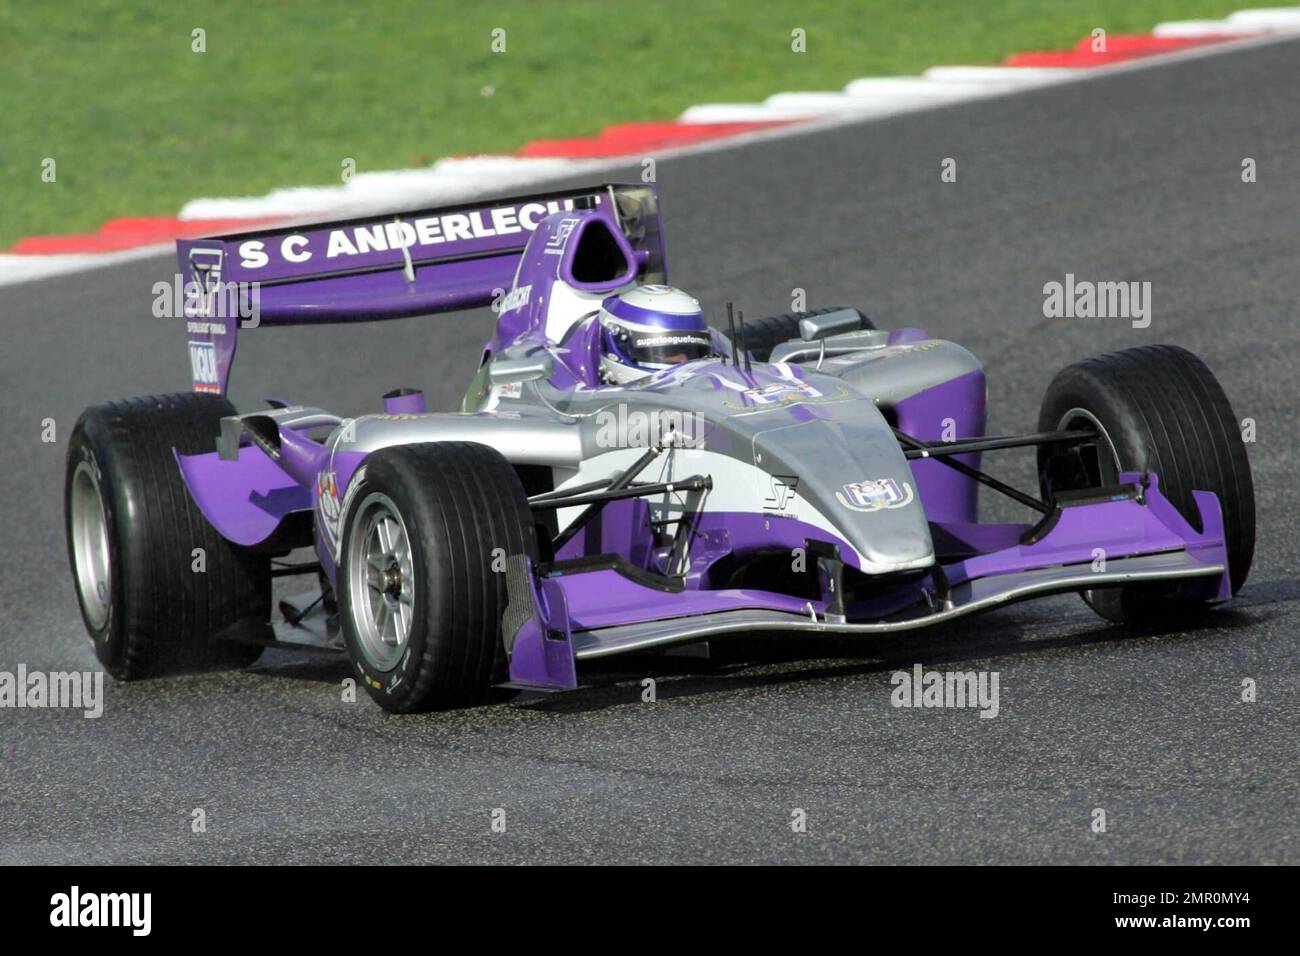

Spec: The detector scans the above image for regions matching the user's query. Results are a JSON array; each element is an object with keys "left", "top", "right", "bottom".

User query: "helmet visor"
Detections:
[{"left": 625, "top": 329, "right": 713, "bottom": 368}]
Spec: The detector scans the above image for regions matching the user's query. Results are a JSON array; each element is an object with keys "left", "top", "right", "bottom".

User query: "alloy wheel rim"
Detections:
[
  {"left": 346, "top": 493, "right": 415, "bottom": 671},
  {"left": 70, "top": 460, "right": 112, "bottom": 631}
]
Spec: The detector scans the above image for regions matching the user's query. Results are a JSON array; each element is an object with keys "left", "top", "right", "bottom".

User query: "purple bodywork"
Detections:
[
  {"left": 169, "top": 183, "right": 1231, "bottom": 692},
  {"left": 504, "top": 472, "right": 1228, "bottom": 689}
]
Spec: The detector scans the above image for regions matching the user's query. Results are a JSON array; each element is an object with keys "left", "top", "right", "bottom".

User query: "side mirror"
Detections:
[
  {"left": 488, "top": 353, "right": 553, "bottom": 386},
  {"left": 799, "top": 308, "right": 864, "bottom": 342}
]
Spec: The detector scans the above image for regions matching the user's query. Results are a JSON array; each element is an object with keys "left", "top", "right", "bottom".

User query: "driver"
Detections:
[{"left": 597, "top": 284, "right": 714, "bottom": 384}]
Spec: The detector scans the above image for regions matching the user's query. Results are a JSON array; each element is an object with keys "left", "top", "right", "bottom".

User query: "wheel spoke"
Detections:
[
  {"left": 376, "top": 518, "right": 395, "bottom": 555},
  {"left": 375, "top": 602, "right": 395, "bottom": 644}
]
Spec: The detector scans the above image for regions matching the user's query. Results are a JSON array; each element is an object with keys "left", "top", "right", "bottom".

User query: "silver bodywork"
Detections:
[{"left": 310, "top": 334, "right": 985, "bottom": 575}]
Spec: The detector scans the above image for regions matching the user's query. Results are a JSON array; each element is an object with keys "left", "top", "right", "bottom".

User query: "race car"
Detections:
[{"left": 64, "top": 183, "right": 1255, "bottom": 712}]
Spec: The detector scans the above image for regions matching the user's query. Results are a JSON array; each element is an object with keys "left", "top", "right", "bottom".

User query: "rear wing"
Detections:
[{"left": 177, "top": 183, "right": 665, "bottom": 394}]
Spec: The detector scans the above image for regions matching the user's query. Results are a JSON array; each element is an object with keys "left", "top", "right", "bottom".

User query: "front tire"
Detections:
[
  {"left": 337, "top": 442, "right": 538, "bottom": 713},
  {"left": 1037, "top": 345, "right": 1254, "bottom": 622},
  {"left": 65, "top": 393, "right": 270, "bottom": 678}
]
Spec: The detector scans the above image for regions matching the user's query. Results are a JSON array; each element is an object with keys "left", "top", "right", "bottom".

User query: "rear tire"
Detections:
[
  {"left": 65, "top": 393, "right": 270, "bottom": 679},
  {"left": 1037, "top": 345, "right": 1254, "bottom": 623},
  {"left": 337, "top": 442, "right": 539, "bottom": 713},
  {"left": 729, "top": 307, "right": 874, "bottom": 363}
]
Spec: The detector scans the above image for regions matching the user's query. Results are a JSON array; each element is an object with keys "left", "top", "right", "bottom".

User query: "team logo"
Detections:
[
  {"left": 545, "top": 217, "right": 579, "bottom": 255},
  {"left": 836, "top": 478, "right": 914, "bottom": 512},
  {"left": 740, "top": 381, "right": 823, "bottom": 405},
  {"left": 317, "top": 470, "right": 341, "bottom": 538},
  {"left": 185, "top": 247, "right": 225, "bottom": 318},
  {"left": 763, "top": 474, "right": 799, "bottom": 513}
]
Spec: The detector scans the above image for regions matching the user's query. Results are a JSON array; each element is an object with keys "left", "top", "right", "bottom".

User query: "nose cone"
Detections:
[{"left": 752, "top": 404, "right": 934, "bottom": 574}]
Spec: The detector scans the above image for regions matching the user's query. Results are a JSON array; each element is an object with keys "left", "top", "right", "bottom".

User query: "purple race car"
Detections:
[{"left": 64, "top": 183, "right": 1254, "bottom": 712}]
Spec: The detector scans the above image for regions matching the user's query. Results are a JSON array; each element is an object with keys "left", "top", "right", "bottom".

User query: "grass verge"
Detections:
[{"left": 0, "top": 0, "right": 1246, "bottom": 247}]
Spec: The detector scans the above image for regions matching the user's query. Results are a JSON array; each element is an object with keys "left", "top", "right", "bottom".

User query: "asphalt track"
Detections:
[{"left": 1, "top": 39, "right": 1297, "bottom": 865}]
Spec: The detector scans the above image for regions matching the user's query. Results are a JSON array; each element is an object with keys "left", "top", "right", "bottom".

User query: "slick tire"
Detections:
[
  {"left": 337, "top": 442, "right": 539, "bottom": 713},
  {"left": 729, "top": 307, "right": 874, "bottom": 363},
  {"left": 65, "top": 393, "right": 270, "bottom": 679},
  {"left": 1037, "top": 345, "right": 1254, "bottom": 623}
]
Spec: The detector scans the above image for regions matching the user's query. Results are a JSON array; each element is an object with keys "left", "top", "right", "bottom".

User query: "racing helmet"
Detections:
[{"left": 598, "top": 285, "right": 713, "bottom": 383}]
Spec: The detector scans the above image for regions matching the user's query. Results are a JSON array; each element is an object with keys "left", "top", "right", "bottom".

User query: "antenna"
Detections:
[
  {"left": 725, "top": 302, "right": 738, "bottom": 366},
  {"left": 738, "top": 310, "right": 752, "bottom": 373}
]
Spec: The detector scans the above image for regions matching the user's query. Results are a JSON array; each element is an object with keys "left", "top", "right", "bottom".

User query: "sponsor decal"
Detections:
[
  {"left": 745, "top": 381, "right": 822, "bottom": 404},
  {"left": 721, "top": 379, "right": 847, "bottom": 410},
  {"left": 633, "top": 332, "right": 711, "bottom": 349},
  {"left": 185, "top": 320, "right": 228, "bottom": 335},
  {"left": 498, "top": 283, "right": 532, "bottom": 313},
  {"left": 188, "top": 340, "right": 220, "bottom": 393},
  {"left": 235, "top": 198, "right": 589, "bottom": 270},
  {"left": 836, "top": 477, "right": 914, "bottom": 512},
  {"left": 495, "top": 381, "right": 523, "bottom": 400},
  {"left": 185, "top": 247, "right": 224, "bottom": 317},
  {"left": 172, "top": 246, "right": 260, "bottom": 327},
  {"left": 317, "top": 470, "right": 341, "bottom": 540},
  {"left": 328, "top": 461, "right": 367, "bottom": 557},
  {"left": 763, "top": 474, "right": 799, "bottom": 513},
  {"left": 544, "top": 217, "right": 579, "bottom": 255}
]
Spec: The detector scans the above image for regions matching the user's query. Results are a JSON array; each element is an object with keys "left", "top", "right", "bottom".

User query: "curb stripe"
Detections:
[
  {"left": 516, "top": 120, "right": 792, "bottom": 158},
  {"left": 1005, "top": 33, "right": 1240, "bottom": 67},
  {"left": 8, "top": 216, "right": 284, "bottom": 256}
]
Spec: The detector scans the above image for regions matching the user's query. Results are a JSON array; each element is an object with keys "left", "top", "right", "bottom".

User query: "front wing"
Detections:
[{"left": 502, "top": 472, "right": 1229, "bottom": 690}]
